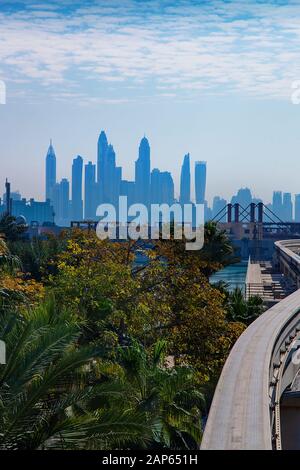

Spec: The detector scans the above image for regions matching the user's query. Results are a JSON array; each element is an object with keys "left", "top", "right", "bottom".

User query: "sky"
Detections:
[{"left": 1, "top": 0, "right": 300, "bottom": 205}]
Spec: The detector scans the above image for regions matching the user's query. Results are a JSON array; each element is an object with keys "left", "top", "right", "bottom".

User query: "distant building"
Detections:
[
  {"left": 71, "top": 155, "right": 83, "bottom": 221},
  {"left": 0, "top": 197, "right": 53, "bottom": 225},
  {"left": 97, "top": 130, "right": 108, "bottom": 187},
  {"left": 195, "top": 161, "right": 206, "bottom": 204},
  {"left": 180, "top": 153, "right": 191, "bottom": 204},
  {"left": 53, "top": 178, "right": 70, "bottom": 226},
  {"left": 120, "top": 180, "right": 135, "bottom": 207},
  {"left": 2, "top": 190, "right": 21, "bottom": 203},
  {"left": 60, "top": 178, "right": 70, "bottom": 225},
  {"left": 212, "top": 196, "right": 227, "bottom": 221},
  {"left": 85, "top": 161, "right": 97, "bottom": 219},
  {"left": 161, "top": 172, "right": 174, "bottom": 205},
  {"left": 231, "top": 187, "right": 252, "bottom": 208},
  {"left": 295, "top": 194, "right": 300, "bottom": 222},
  {"left": 272, "top": 191, "right": 283, "bottom": 220},
  {"left": 204, "top": 201, "right": 213, "bottom": 222},
  {"left": 151, "top": 169, "right": 174, "bottom": 205},
  {"left": 105, "top": 144, "right": 116, "bottom": 204},
  {"left": 45, "top": 140, "right": 56, "bottom": 202},
  {"left": 135, "top": 136, "right": 151, "bottom": 207},
  {"left": 282, "top": 192, "right": 293, "bottom": 222},
  {"left": 0, "top": 181, "right": 53, "bottom": 225}
]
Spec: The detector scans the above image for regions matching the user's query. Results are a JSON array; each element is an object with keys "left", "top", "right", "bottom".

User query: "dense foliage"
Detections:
[{"left": 0, "top": 222, "right": 263, "bottom": 450}]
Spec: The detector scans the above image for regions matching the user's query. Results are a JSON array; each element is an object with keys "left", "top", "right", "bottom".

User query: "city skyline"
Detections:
[
  {"left": 45, "top": 130, "right": 207, "bottom": 226},
  {"left": 6, "top": 126, "right": 300, "bottom": 211},
  {"left": 3, "top": 127, "right": 300, "bottom": 226}
]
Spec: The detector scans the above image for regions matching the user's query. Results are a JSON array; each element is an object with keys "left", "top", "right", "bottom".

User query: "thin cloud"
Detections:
[{"left": 0, "top": 0, "right": 299, "bottom": 102}]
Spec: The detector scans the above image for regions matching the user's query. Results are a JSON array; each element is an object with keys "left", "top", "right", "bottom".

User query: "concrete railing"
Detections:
[{"left": 274, "top": 240, "right": 300, "bottom": 289}]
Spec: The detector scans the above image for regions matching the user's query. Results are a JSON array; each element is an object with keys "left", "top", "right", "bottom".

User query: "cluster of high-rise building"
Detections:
[
  {"left": 45, "top": 130, "right": 207, "bottom": 226},
  {"left": 207, "top": 187, "right": 300, "bottom": 223}
]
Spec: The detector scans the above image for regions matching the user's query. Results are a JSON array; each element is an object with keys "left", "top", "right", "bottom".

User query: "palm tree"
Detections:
[
  {"left": 0, "top": 300, "right": 153, "bottom": 450},
  {"left": 0, "top": 237, "right": 24, "bottom": 313},
  {"left": 9, "top": 236, "right": 64, "bottom": 281},
  {"left": 226, "top": 287, "right": 264, "bottom": 326},
  {"left": 117, "top": 340, "right": 204, "bottom": 449},
  {"left": 200, "top": 221, "right": 238, "bottom": 276},
  {"left": 0, "top": 214, "right": 27, "bottom": 242}
]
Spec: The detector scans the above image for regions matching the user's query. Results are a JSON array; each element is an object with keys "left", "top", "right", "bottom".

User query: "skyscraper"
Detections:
[
  {"left": 282, "top": 192, "right": 293, "bottom": 222},
  {"left": 85, "top": 161, "right": 97, "bottom": 219},
  {"left": 52, "top": 179, "right": 70, "bottom": 226},
  {"left": 151, "top": 169, "right": 174, "bottom": 205},
  {"left": 150, "top": 169, "right": 161, "bottom": 204},
  {"left": 135, "top": 136, "right": 151, "bottom": 206},
  {"left": 212, "top": 196, "right": 227, "bottom": 221},
  {"left": 52, "top": 183, "right": 60, "bottom": 223},
  {"left": 272, "top": 191, "right": 283, "bottom": 220},
  {"left": 60, "top": 178, "right": 70, "bottom": 225},
  {"left": 71, "top": 155, "right": 83, "bottom": 221},
  {"left": 105, "top": 144, "right": 116, "bottom": 204},
  {"left": 295, "top": 194, "right": 300, "bottom": 222},
  {"left": 45, "top": 140, "right": 56, "bottom": 202},
  {"left": 97, "top": 130, "right": 108, "bottom": 185},
  {"left": 161, "top": 172, "right": 174, "bottom": 205},
  {"left": 231, "top": 187, "right": 252, "bottom": 208},
  {"left": 97, "top": 137, "right": 120, "bottom": 206},
  {"left": 113, "top": 166, "right": 122, "bottom": 207},
  {"left": 180, "top": 153, "right": 190, "bottom": 204},
  {"left": 120, "top": 180, "right": 135, "bottom": 207},
  {"left": 195, "top": 161, "right": 206, "bottom": 204},
  {"left": 97, "top": 130, "right": 109, "bottom": 205}
]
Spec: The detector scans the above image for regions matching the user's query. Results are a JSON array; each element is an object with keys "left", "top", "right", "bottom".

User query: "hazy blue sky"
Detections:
[{"left": 1, "top": 0, "right": 300, "bottom": 204}]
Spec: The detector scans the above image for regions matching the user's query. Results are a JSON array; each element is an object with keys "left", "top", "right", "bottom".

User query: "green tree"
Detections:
[
  {"left": 116, "top": 340, "right": 204, "bottom": 449},
  {"left": 9, "top": 234, "right": 66, "bottom": 282},
  {"left": 0, "top": 214, "right": 27, "bottom": 242},
  {"left": 199, "top": 221, "right": 239, "bottom": 276},
  {"left": 0, "top": 300, "right": 153, "bottom": 450}
]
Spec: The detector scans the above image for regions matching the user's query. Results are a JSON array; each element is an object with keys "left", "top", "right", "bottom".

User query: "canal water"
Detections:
[{"left": 210, "top": 261, "right": 248, "bottom": 292}]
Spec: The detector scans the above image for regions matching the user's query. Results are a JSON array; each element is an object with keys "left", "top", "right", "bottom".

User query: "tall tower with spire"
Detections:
[
  {"left": 97, "top": 131, "right": 108, "bottom": 185},
  {"left": 45, "top": 139, "right": 56, "bottom": 202},
  {"left": 97, "top": 130, "right": 109, "bottom": 204},
  {"left": 180, "top": 153, "right": 191, "bottom": 204},
  {"left": 135, "top": 136, "right": 151, "bottom": 206}
]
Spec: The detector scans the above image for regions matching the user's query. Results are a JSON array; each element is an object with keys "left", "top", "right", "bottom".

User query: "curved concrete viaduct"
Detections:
[
  {"left": 274, "top": 240, "right": 300, "bottom": 289},
  {"left": 201, "top": 240, "right": 300, "bottom": 450}
]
